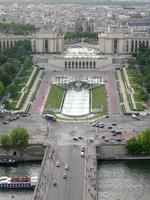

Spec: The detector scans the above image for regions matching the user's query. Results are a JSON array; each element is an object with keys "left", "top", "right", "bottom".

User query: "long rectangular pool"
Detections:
[{"left": 61, "top": 88, "right": 90, "bottom": 116}]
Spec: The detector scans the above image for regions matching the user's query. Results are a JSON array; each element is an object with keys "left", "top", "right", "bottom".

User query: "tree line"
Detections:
[
  {"left": 0, "top": 22, "right": 37, "bottom": 35},
  {"left": 64, "top": 31, "right": 98, "bottom": 40},
  {"left": 0, "top": 40, "right": 32, "bottom": 99},
  {"left": 0, "top": 127, "right": 29, "bottom": 153},
  {"left": 126, "top": 128, "right": 150, "bottom": 155},
  {"left": 128, "top": 46, "right": 150, "bottom": 100}
]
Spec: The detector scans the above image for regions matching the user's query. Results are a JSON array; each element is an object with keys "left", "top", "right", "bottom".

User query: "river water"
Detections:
[
  {"left": 0, "top": 160, "right": 150, "bottom": 200},
  {"left": 97, "top": 160, "right": 150, "bottom": 200}
]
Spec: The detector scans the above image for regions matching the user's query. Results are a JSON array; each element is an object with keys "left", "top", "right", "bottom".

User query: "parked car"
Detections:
[
  {"left": 115, "top": 131, "right": 122, "bottom": 134},
  {"left": 108, "top": 126, "right": 112, "bottom": 129},
  {"left": 73, "top": 137, "right": 78, "bottom": 141},
  {"left": 3, "top": 121, "right": 8, "bottom": 124},
  {"left": 98, "top": 125, "right": 105, "bottom": 128},
  {"left": 112, "top": 123, "right": 117, "bottom": 126},
  {"left": 111, "top": 130, "right": 116, "bottom": 133},
  {"left": 116, "top": 138, "right": 122, "bottom": 142},
  {"left": 112, "top": 132, "right": 117, "bottom": 136}
]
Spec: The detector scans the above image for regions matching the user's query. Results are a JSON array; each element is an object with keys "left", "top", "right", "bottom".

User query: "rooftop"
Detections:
[{"left": 65, "top": 47, "right": 99, "bottom": 58}]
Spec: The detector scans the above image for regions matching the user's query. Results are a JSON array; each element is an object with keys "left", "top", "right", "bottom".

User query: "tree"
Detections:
[
  {"left": 0, "top": 134, "right": 11, "bottom": 152},
  {"left": 128, "top": 58, "right": 136, "bottom": 69},
  {"left": 10, "top": 127, "right": 29, "bottom": 152},
  {"left": 7, "top": 85, "right": 18, "bottom": 98},
  {"left": 0, "top": 53, "right": 7, "bottom": 65},
  {"left": 0, "top": 72, "right": 12, "bottom": 86},
  {"left": 0, "top": 81, "right": 5, "bottom": 96},
  {"left": 3, "top": 62, "right": 18, "bottom": 75},
  {"left": 126, "top": 137, "right": 143, "bottom": 154},
  {"left": 139, "top": 129, "right": 150, "bottom": 153},
  {"left": 126, "top": 128, "right": 150, "bottom": 154}
]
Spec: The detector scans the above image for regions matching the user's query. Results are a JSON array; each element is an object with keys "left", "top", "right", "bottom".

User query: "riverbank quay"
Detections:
[
  {"left": 0, "top": 143, "right": 46, "bottom": 162},
  {"left": 96, "top": 143, "right": 150, "bottom": 161},
  {"left": 0, "top": 142, "right": 150, "bottom": 162}
]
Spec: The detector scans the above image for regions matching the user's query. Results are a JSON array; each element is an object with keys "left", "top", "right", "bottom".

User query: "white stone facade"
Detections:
[
  {"left": 98, "top": 30, "right": 150, "bottom": 55},
  {"left": 0, "top": 31, "right": 64, "bottom": 53},
  {"left": 64, "top": 47, "right": 99, "bottom": 70}
]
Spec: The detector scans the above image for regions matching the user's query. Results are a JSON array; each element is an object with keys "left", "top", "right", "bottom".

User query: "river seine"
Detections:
[
  {"left": 97, "top": 160, "right": 150, "bottom": 200},
  {"left": 0, "top": 160, "right": 150, "bottom": 200}
]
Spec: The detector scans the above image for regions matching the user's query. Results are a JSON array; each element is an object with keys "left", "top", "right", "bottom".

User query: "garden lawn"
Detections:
[
  {"left": 44, "top": 85, "right": 65, "bottom": 110},
  {"left": 91, "top": 85, "right": 107, "bottom": 112}
]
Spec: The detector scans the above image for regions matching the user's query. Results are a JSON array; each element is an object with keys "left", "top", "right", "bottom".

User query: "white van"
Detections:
[{"left": 81, "top": 151, "right": 85, "bottom": 157}]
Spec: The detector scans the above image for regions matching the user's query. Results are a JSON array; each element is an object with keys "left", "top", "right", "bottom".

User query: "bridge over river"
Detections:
[{"left": 32, "top": 143, "right": 97, "bottom": 200}]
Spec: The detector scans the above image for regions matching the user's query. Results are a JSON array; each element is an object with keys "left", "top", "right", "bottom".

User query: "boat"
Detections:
[
  {"left": 0, "top": 176, "right": 38, "bottom": 189},
  {"left": 0, "top": 159, "right": 17, "bottom": 166}
]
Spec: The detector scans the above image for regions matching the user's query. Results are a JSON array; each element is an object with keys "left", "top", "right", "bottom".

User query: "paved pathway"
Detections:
[
  {"left": 105, "top": 74, "right": 121, "bottom": 116},
  {"left": 31, "top": 73, "right": 53, "bottom": 114}
]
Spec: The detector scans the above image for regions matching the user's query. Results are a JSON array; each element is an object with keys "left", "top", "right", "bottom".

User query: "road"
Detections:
[
  {"left": 46, "top": 144, "right": 85, "bottom": 200},
  {"left": 0, "top": 114, "right": 149, "bottom": 145}
]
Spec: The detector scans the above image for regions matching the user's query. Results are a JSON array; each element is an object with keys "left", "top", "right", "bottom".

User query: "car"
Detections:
[
  {"left": 22, "top": 114, "right": 27, "bottom": 117},
  {"left": 108, "top": 126, "right": 112, "bottom": 129},
  {"left": 81, "top": 151, "right": 85, "bottom": 157},
  {"left": 53, "top": 180, "right": 57, "bottom": 186},
  {"left": 116, "top": 138, "right": 122, "bottom": 142},
  {"left": 13, "top": 116, "right": 17, "bottom": 120},
  {"left": 78, "top": 136, "right": 83, "bottom": 140},
  {"left": 105, "top": 138, "right": 109, "bottom": 142},
  {"left": 101, "top": 135, "right": 106, "bottom": 139},
  {"left": 3, "top": 121, "right": 8, "bottom": 124},
  {"left": 92, "top": 122, "right": 98, "bottom": 127},
  {"left": 73, "top": 137, "right": 78, "bottom": 141},
  {"left": 111, "top": 130, "right": 116, "bottom": 133},
  {"left": 105, "top": 115, "right": 109, "bottom": 118},
  {"left": 112, "top": 132, "right": 117, "bottom": 136},
  {"left": 112, "top": 123, "right": 117, "bottom": 126},
  {"left": 65, "top": 165, "right": 69, "bottom": 170},
  {"left": 56, "top": 161, "right": 60, "bottom": 167},
  {"left": 63, "top": 173, "right": 67, "bottom": 179},
  {"left": 115, "top": 131, "right": 122, "bottom": 134},
  {"left": 98, "top": 124, "right": 105, "bottom": 128},
  {"left": 99, "top": 122, "right": 104, "bottom": 125}
]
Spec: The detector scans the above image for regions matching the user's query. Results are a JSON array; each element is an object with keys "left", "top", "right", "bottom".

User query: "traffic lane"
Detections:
[
  {"left": 46, "top": 145, "right": 71, "bottom": 200},
  {"left": 46, "top": 145, "right": 85, "bottom": 200},
  {"left": 66, "top": 145, "right": 85, "bottom": 200}
]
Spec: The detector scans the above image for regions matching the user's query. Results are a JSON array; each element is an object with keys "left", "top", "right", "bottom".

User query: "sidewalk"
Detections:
[{"left": 84, "top": 142, "right": 97, "bottom": 200}]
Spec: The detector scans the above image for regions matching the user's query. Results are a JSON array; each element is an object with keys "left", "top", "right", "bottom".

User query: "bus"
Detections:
[{"left": 42, "top": 114, "right": 56, "bottom": 121}]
